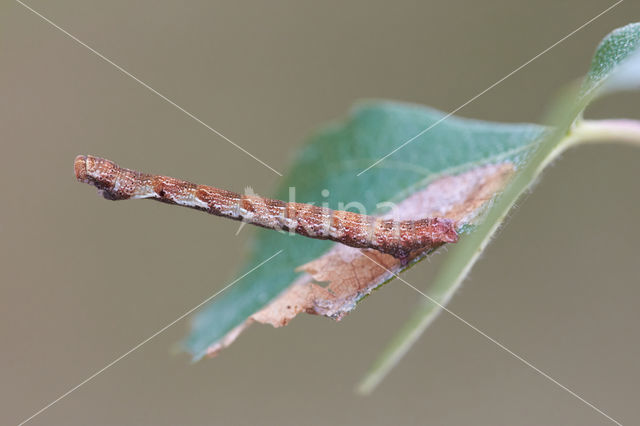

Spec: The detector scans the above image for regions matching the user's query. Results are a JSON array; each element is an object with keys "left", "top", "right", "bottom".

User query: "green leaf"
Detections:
[
  {"left": 584, "top": 22, "right": 640, "bottom": 94},
  {"left": 184, "top": 102, "right": 545, "bottom": 359},
  {"left": 358, "top": 22, "right": 640, "bottom": 394}
]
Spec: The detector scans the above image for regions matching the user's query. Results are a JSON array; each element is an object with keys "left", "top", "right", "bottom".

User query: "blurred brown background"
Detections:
[{"left": 2, "top": 1, "right": 639, "bottom": 424}]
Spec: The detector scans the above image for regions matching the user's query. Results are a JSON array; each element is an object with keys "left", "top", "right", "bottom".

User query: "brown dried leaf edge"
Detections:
[{"left": 205, "top": 163, "right": 515, "bottom": 356}]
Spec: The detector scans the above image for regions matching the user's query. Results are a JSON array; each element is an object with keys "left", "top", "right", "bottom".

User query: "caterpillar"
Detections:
[{"left": 74, "top": 155, "right": 458, "bottom": 261}]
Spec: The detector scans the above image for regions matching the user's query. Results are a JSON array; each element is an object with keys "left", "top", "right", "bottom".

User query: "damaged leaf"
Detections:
[
  {"left": 185, "top": 102, "right": 545, "bottom": 359},
  {"left": 204, "top": 164, "right": 516, "bottom": 355}
]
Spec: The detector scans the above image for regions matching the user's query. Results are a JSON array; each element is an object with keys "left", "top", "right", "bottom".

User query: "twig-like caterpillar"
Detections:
[{"left": 74, "top": 155, "right": 458, "bottom": 261}]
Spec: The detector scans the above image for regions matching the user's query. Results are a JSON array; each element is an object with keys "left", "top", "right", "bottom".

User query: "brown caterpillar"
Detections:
[{"left": 74, "top": 155, "right": 458, "bottom": 261}]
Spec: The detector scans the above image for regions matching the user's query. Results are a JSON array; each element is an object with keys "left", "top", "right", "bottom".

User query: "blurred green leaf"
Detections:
[{"left": 584, "top": 22, "right": 640, "bottom": 93}]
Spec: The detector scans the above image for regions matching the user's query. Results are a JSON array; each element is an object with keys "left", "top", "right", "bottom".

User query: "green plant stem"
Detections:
[
  {"left": 568, "top": 118, "right": 640, "bottom": 147},
  {"left": 357, "top": 117, "right": 640, "bottom": 395}
]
